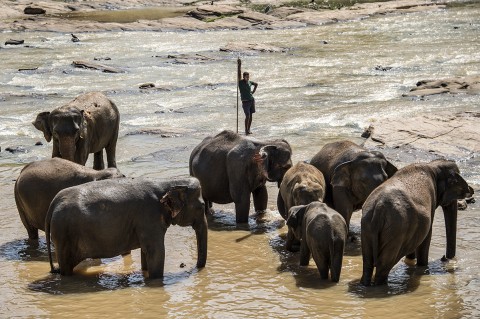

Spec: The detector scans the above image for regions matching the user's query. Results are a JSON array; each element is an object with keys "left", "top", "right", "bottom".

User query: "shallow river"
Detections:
[{"left": 0, "top": 3, "right": 479, "bottom": 318}]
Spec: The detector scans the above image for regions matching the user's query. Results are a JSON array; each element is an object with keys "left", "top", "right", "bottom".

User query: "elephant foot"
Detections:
[{"left": 403, "top": 257, "right": 416, "bottom": 267}]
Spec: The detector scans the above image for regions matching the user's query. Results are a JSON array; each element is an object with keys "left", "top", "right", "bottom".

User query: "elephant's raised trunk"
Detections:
[{"left": 442, "top": 201, "right": 458, "bottom": 260}]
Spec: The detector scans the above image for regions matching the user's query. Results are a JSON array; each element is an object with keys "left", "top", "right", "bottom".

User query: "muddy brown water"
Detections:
[{"left": 0, "top": 3, "right": 479, "bottom": 318}]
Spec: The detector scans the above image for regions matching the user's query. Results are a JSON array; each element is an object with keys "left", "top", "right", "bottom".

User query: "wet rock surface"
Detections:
[
  {"left": 364, "top": 111, "right": 480, "bottom": 163},
  {"left": 0, "top": 0, "right": 452, "bottom": 32},
  {"left": 403, "top": 77, "right": 480, "bottom": 97}
]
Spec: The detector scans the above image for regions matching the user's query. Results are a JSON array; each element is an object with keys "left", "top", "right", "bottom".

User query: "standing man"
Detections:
[{"left": 238, "top": 59, "right": 258, "bottom": 135}]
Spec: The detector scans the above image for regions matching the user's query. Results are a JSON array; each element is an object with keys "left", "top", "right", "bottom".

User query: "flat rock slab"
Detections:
[
  {"left": 72, "top": 60, "right": 123, "bottom": 73},
  {"left": 403, "top": 77, "right": 480, "bottom": 97},
  {"left": 220, "top": 42, "right": 286, "bottom": 53},
  {"left": 364, "top": 111, "right": 480, "bottom": 162}
]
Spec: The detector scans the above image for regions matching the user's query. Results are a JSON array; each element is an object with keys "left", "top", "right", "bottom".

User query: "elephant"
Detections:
[
  {"left": 310, "top": 140, "right": 397, "bottom": 229},
  {"left": 33, "top": 91, "right": 120, "bottom": 170},
  {"left": 45, "top": 177, "right": 207, "bottom": 278},
  {"left": 360, "top": 159, "right": 473, "bottom": 286},
  {"left": 277, "top": 161, "right": 326, "bottom": 251},
  {"left": 14, "top": 157, "right": 124, "bottom": 241},
  {"left": 287, "top": 201, "right": 347, "bottom": 282},
  {"left": 189, "top": 130, "right": 292, "bottom": 223}
]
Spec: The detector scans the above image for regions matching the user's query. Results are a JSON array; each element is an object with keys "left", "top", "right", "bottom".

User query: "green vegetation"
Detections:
[{"left": 250, "top": 0, "right": 394, "bottom": 12}]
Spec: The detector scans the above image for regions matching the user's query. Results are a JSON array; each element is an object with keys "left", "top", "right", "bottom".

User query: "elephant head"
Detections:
[
  {"left": 257, "top": 140, "right": 293, "bottom": 184},
  {"left": 286, "top": 204, "right": 307, "bottom": 241},
  {"left": 330, "top": 151, "right": 397, "bottom": 226},
  {"left": 433, "top": 160, "right": 473, "bottom": 260},
  {"left": 33, "top": 106, "right": 87, "bottom": 163},
  {"left": 292, "top": 182, "right": 325, "bottom": 207},
  {"left": 160, "top": 181, "right": 207, "bottom": 268}
]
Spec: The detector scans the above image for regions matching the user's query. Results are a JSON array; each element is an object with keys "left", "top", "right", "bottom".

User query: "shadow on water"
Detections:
[
  {"left": 269, "top": 234, "right": 339, "bottom": 289},
  {"left": 347, "top": 258, "right": 458, "bottom": 298},
  {"left": 207, "top": 208, "right": 285, "bottom": 238},
  {"left": 28, "top": 263, "right": 199, "bottom": 295},
  {"left": 0, "top": 237, "right": 50, "bottom": 262}
]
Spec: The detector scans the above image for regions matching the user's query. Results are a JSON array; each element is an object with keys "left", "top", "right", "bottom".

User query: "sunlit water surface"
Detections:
[{"left": 0, "top": 4, "right": 479, "bottom": 318}]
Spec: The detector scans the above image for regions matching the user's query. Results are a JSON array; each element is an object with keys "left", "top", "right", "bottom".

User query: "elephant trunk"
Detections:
[
  {"left": 442, "top": 201, "right": 458, "bottom": 260},
  {"left": 193, "top": 214, "right": 208, "bottom": 268},
  {"left": 58, "top": 136, "right": 77, "bottom": 162}
]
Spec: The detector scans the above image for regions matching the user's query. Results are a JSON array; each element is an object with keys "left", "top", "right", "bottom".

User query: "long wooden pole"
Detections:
[{"left": 236, "top": 58, "right": 241, "bottom": 134}]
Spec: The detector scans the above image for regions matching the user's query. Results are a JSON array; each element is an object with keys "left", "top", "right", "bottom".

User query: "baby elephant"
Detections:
[
  {"left": 14, "top": 157, "right": 124, "bottom": 241},
  {"left": 278, "top": 161, "right": 326, "bottom": 251},
  {"left": 46, "top": 177, "right": 207, "bottom": 279},
  {"left": 287, "top": 201, "right": 347, "bottom": 282}
]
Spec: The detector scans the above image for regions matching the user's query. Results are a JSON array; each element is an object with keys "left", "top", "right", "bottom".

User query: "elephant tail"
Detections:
[{"left": 45, "top": 204, "right": 59, "bottom": 274}]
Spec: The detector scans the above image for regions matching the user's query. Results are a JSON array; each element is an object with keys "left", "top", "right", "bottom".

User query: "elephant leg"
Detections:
[
  {"left": 203, "top": 199, "right": 213, "bottom": 215},
  {"left": 26, "top": 227, "right": 39, "bottom": 241},
  {"left": 105, "top": 140, "right": 117, "bottom": 168},
  {"left": 416, "top": 227, "right": 433, "bottom": 267},
  {"left": 277, "top": 191, "right": 287, "bottom": 220},
  {"left": 361, "top": 235, "right": 374, "bottom": 286},
  {"left": 16, "top": 205, "right": 39, "bottom": 240},
  {"left": 332, "top": 189, "right": 354, "bottom": 230},
  {"left": 57, "top": 247, "right": 78, "bottom": 276},
  {"left": 234, "top": 194, "right": 251, "bottom": 224},
  {"left": 312, "top": 250, "right": 329, "bottom": 280},
  {"left": 299, "top": 241, "right": 311, "bottom": 266},
  {"left": 252, "top": 185, "right": 268, "bottom": 212},
  {"left": 286, "top": 227, "right": 300, "bottom": 252},
  {"left": 145, "top": 235, "right": 166, "bottom": 279},
  {"left": 93, "top": 151, "right": 105, "bottom": 170},
  {"left": 406, "top": 252, "right": 416, "bottom": 260},
  {"left": 330, "top": 242, "right": 344, "bottom": 283},
  {"left": 141, "top": 249, "right": 147, "bottom": 271},
  {"left": 373, "top": 259, "right": 399, "bottom": 286}
]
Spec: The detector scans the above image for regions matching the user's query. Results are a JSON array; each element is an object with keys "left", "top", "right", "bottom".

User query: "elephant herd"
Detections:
[{"left": 14, "top": 91, "right": 473, "bottom": 286}]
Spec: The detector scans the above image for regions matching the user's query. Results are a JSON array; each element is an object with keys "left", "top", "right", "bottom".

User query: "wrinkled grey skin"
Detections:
[
  {"left": 46, "top": 177, "right": 207, "bottom": 279},
  {"left": 287, "top": 202, "right": 347, "bottom": 282},
  {"left": 278, "top": 161, "right": 326, "bottom": 251},
  {"left": 33, "top": 91, "right": 120, "bottom": 170},
  {"left": 361, "top": 159, "right": 473, "bottom": 286},
  {"left": 310, "top": 140, "right": 397, "bottom": 229},
  {"left": 189, "top": 130, "right": 292, "bottom": 223},
  {"left": 14, "top": 157, "right": 124, "bottom": 241}
]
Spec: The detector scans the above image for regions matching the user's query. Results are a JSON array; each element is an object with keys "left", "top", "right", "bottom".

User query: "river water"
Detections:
[{"left": 1, "top": 3, "right": 479, "bottom": 318}]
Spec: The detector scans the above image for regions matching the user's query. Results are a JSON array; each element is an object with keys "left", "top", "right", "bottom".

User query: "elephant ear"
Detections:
[
  {"left": 441, "top": 172, "right": 470, "bottom": 206},
  {"left": 286, "top": 205, "right": 306, "bottom": 229},
  {"left": 331, "top": 161, "right": 352, "bottom": 189},
  {"left": 370, "top": 151, "right": 397, "bottom": 177},
  {"left": 32, "top": 112, "right": 52, "bottom": 142},
  {"left": 160, "top": 187, "right": 186, "bottom": 219},
  {"left": 384, "top": 160, "right": 398, "bottom": 177}
]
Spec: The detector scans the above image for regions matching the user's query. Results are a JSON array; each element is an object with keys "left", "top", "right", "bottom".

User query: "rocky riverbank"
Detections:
[{"left": 0, "top": 0, "right": 455, "bottom": 33}]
